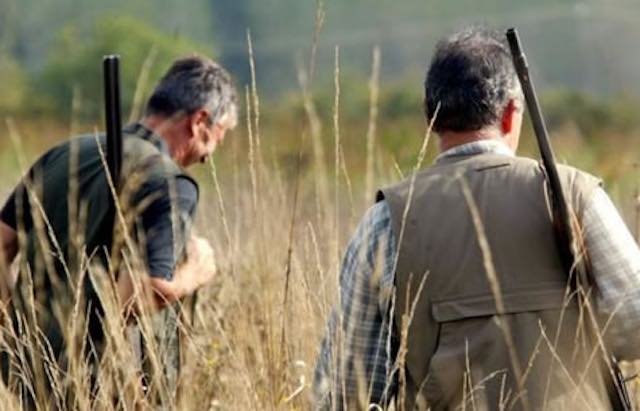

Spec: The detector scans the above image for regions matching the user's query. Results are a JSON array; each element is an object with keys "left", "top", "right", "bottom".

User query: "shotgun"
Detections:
[
  {"left": 103, "top": 55, "right": 123, "bottom": 189},
  {"left": 103, "top": 55, "right": 185, "bottom": 399},
  {"left": 506, "top": 27, "right": 632, "bottom": 411}
]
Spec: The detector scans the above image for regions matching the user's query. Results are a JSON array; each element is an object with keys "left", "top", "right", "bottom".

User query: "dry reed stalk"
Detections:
[
  {"left": 297, "top": 223, "right": 323, "bottom": 317},
  {"left": 93, "top": 129, "right": 140, "bottom": 271},
  {"left": 330, "top": 219, "right": 391, "bottom": 409},
  {"left": 298, "top": 66, "right": 331, "bottom": 222},
  {"left": 333, "top": 45, "right": 341, "bottom": 280},
  {"left": 573, "top": 286, "right": 629, "bottom": 402},
  {"left": 69, "top": 85, "right": 81, "bottom": 136},
  {"left": 248, "top": 33, "right": 286, "bottom": 298},
  {"left": 379, "top": 292, "right": 397, "bottom": 403},
  {"left": 460, "top": 368, "right": 510, "bottom": 410},
  {"left": 0, "top": 206, "right": 10, "bottom": 311},
  {"left": 266, "top": 146, "right": 288, "bottom": 216},
  {"left": 65, "top": 246, "right": 92, "bottom": 409},
  {"left": 459, "top": 176, "right": 530, "bottom": 411},
  {"left": 306, "top": 220, "right": 328, "bottom": 317},
  {"left": 540, "top": 287, "right": 580, "bottom": 408},
  {"left": 537, "top": 321, "right": 597, "bottom": 410},
  {"left": 89, "top": 259, "right": 145, "bottom": 406},
  {"left": 243, "top": 37, "right": 285, "bottom": 404},
  {"left": 246, "top": 30, "right": 262, "bottom": 157},
  {"left": 538, "top": 205, "right": 595, "bottom": 408},
  {"left": 279, "top": 140, "right": 304, "bottom": 334},
  {"left": 245, "top": 86, "right": 258, "bottom": 212},
  {"left": 231, "top": 116, "right": 242, "bottom": 268},
  {"left": 0, "top": 231, "right": 8, "bottom": 305},
  {"left": 128, "top": 46, "right": 158, "bottom": 123},
  {"left": 210, "top": 291, "right": 270, "bottom": 408},
  {"left": 368, "top": 105, "right": 436, "bottom": 411},
  {"left": 395, "top": 271, "right": 430, "bottom": 411},
  {"left": 365, "top": 46, "right": 381, "bottom": 205},
  {"left": 363, "top": 236, "right": 394, "bottom": 406},
  {"left": 339, "top": 147, "right": 356, "bottom": 223},
  {"left": 6, "top": 120, "right": 74, "bottom": 359},
  {"left": 392, "top": 158, "right": 405, "bottom": 181},
  {"left": 5, "top": 122, "right": 139, "bottom": 408},
  {"left": 308, "top": 0, "right": 326, "bottom": 83},
  {"left": 518, "top": 329, "right": 545, "bottom": 393},
  {"left": 66, "top": 137, "right": 82, "bottom": 279},
  {"left": 391, "top": 103, "right": 439, "bottom": 278},
  {"left": 634, "top": 162, "right": 640, "bottom": 243},
  {"left": 94, "top": 128, "right": 185, "bottom": 407},
  {"left": 463, "top": 339, "right": 478, "bottom": 411},
  {"left": 207, "top": 156, "right": 234, "bottom": 281}
]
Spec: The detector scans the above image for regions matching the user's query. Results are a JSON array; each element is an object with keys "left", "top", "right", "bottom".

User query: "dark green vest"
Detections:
[{"left": 379, "top": 153, "right": 609, "bottom": 411}]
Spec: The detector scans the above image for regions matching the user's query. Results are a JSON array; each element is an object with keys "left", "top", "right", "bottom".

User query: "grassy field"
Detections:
[{"left": 2, "top": 56, "right": 640, "bottom": 410}]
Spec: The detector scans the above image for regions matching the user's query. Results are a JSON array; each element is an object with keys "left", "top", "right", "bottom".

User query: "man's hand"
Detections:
[
  {"left": 118, "top": 235, "right": 217, "bottom": 315},
  {"left": 148, "top": 235, "right": 217, "bottom": 306},
  {"left": 179, "top": 235, "right": 217, "bottom": 291}
]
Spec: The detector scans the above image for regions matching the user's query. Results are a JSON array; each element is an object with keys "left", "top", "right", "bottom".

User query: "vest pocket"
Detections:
[
  {"left": 431, "top": 283, "right": 569, "bottom": 322},
  {"left": 424, "top": 284, "right": 573, "bottom": 410}
]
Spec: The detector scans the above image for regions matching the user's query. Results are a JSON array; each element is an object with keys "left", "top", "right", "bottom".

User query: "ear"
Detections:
[
  {"left": 187, "top": 109, "right": 209, "bottom": 138},
  {"left": 500, "top": 99, "right": 518, "bottom": 134}
]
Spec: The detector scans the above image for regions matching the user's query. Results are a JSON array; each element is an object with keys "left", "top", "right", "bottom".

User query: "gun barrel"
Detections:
[
  {"left": 506, "top": 29, "right": 559, "bottom": 195},
  {"left": 103, "top": 55, "right": 122, "bottom": 187},
  {"left": 505, "top": 28, "right": 573, "bottom": 275}
]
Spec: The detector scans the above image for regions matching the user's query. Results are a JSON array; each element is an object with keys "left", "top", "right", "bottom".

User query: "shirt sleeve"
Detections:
[
  {"left": 313, "top": 201, "right": 397, "bottom": 410},
  {"left": 582, "top": 187, "right": 640, "bottom": 360},
  {"left": 135, "top": 176, "right": 198, "bottom": 280},
  {"left": 0, "top": 169, "right": 42, "bottom": 231},
  {"left": 0, "top": 189, "right": 18, "bottom": 229}
]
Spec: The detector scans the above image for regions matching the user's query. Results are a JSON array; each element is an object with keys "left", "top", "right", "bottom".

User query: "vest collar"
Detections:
[
  {"left": 435, "top": 139, "right": 514, "bottom": 165},
  {"left": 123, "top": 122, "right": 170, "bottom": 156}
]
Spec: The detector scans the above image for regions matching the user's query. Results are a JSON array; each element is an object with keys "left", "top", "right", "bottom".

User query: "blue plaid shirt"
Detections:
[{"left": 313, "top": 140, "right": 640, "bottom": 409}]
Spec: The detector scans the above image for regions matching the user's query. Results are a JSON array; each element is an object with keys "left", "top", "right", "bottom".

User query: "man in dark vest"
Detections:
[
  {"left": 314, "top": 27, "right": 640, "bottom": 410},
  {"left": 0, "top": 55, "right": 237, "bottom": 405}
]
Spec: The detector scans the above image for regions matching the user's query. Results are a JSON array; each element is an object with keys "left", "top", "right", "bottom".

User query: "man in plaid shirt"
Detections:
[{"left": 314, "top": 27, "right": 640, "bottom": 410}]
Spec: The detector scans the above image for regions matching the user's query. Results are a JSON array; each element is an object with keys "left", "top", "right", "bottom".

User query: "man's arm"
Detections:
[
  {"left": 0, "top": 221, "right": 18, "bottom": 303},
  {"left": 582, "top": 187, "right": 640, "bottom": 359},
  {"left": 0, "top": 186, "right": 24, "bottom": 303},
  {"left": 313, "top": 201, "right": 397, "bottom": 410},
  {"left": 117, "top": 176, "right": 214, "bottom": 313},
  {"left": 0, "top": 221, "right": 17, "bottom": 267}
]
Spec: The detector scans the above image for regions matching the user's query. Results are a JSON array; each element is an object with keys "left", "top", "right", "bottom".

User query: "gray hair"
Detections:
[
  {"left": 424, "top": 27, "right": 523, "bottom": 133},
  {"left": 145, "top": 55, "right": 238, "bottom": 127}
]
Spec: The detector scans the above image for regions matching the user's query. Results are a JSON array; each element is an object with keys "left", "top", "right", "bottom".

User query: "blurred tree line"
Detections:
[{"left": 0, "top": 0, "right": 213, "bottom": 121}]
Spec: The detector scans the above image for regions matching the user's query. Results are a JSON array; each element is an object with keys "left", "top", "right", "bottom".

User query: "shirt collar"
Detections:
[
  {"left": 123, "top": 122, "right": 170, "bottom": 155},
  {"left": 436, "top": 139, "right": 515, "bottom": 163}
]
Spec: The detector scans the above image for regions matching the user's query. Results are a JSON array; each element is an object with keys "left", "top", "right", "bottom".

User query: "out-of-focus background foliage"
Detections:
[{"left": 2, "top": 0, "right": 640, "bottom": 197}]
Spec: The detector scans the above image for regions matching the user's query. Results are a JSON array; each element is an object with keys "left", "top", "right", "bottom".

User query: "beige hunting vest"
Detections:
[{"left": 378, "top": 153, "right": 611, "bottom": 411}]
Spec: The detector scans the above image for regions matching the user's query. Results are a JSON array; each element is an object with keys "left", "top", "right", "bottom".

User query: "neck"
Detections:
[
  {"left": 140, "top": 114, "right": 183, "bottom": 160},
  {"left": 140, "top": 115, "right": 170, "bottom": 139},
  {"left": 438, "top": 128, "right": 505, "bottom": 152}
]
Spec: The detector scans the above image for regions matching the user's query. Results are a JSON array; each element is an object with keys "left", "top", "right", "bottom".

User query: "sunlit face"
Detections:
[{"left": 180, "top": 109, "right": 236, "bottom": 167}]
